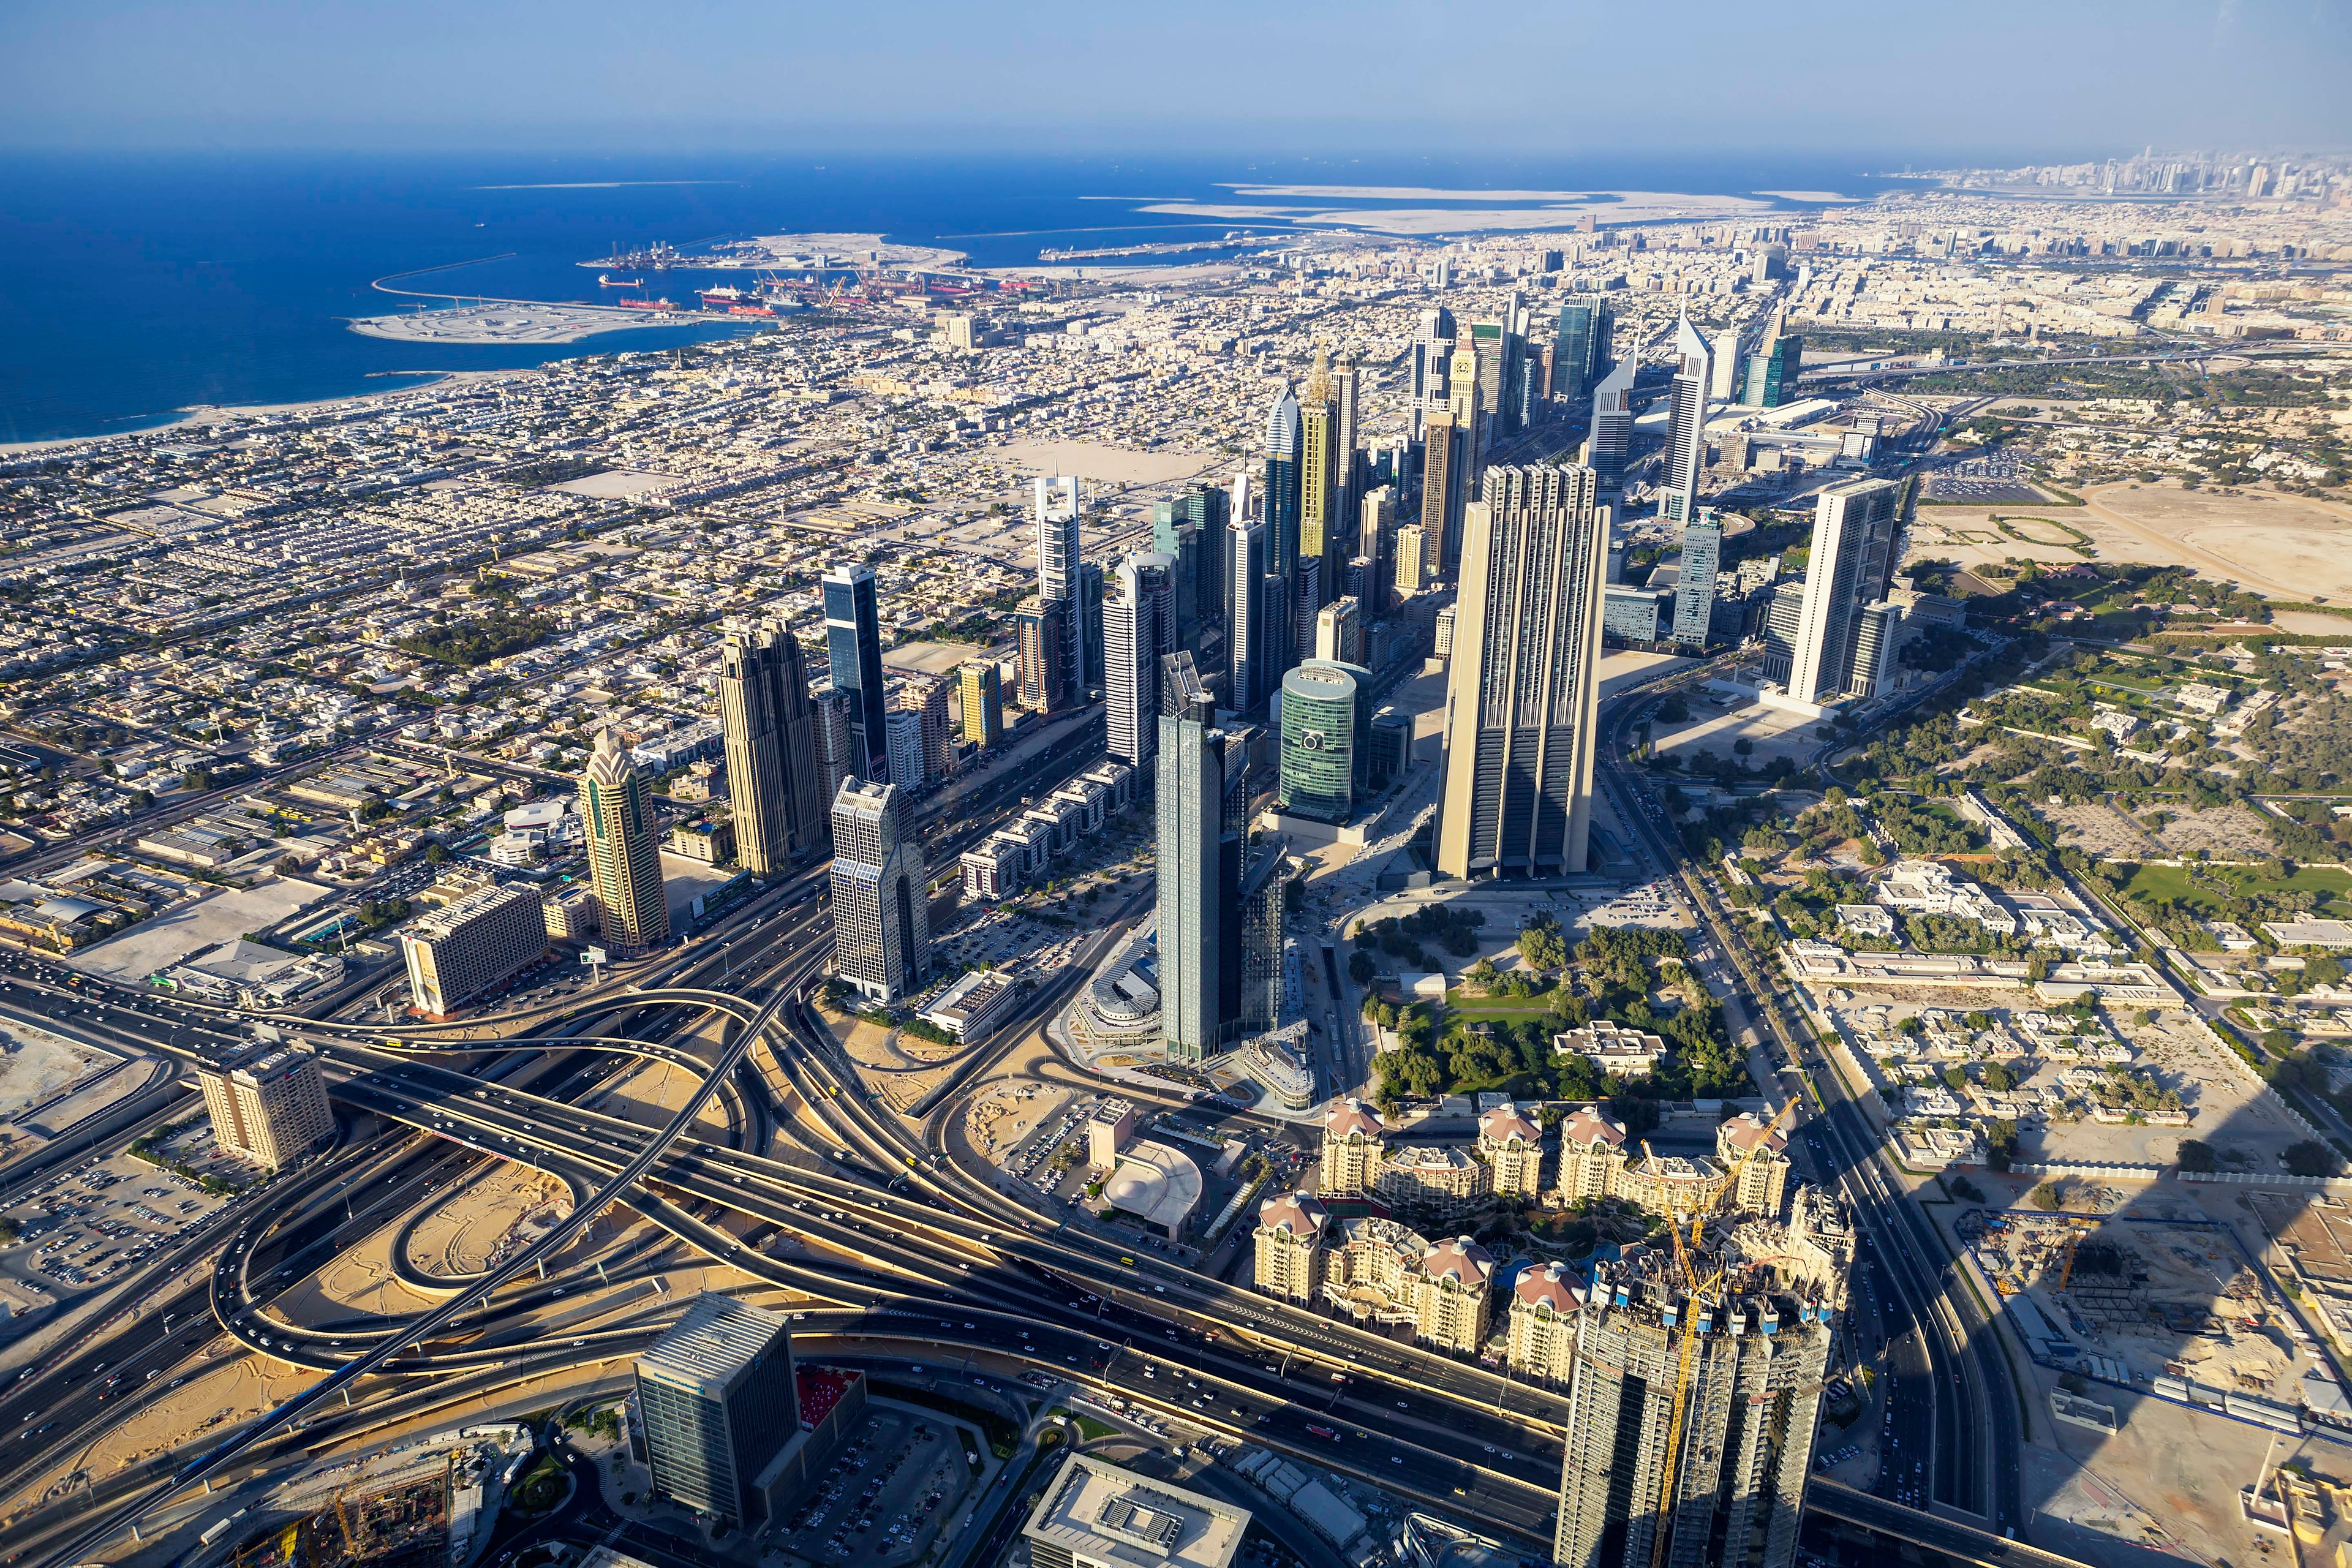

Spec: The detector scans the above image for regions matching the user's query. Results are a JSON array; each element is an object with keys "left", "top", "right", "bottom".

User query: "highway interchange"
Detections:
[{"left": 0, "top": 672, "right": 2045, "bottom": 1568}]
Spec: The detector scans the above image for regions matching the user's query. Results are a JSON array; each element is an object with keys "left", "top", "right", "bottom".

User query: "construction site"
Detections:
[
  {"left": 222, "top": 1464, "right": 451, "bottom": 1568},
  {"left": 1961, "top": 1210, "right": 2317, "bottom": 1400}
]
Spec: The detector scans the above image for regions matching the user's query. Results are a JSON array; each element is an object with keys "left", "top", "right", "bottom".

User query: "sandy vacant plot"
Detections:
[
  {"left": 995, "top": 440, "right": 1219, "bottom": 486},
  {"left": 1651, "top": 693, "right": 1825, "bottom": 769},
  {"left": 2082, "top": 483, "right": 2352, "bottom": 602}
]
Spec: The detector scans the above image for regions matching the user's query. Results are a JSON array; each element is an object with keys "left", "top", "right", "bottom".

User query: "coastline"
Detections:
[{"left": 0, "top": 368, "right": 544, "bottom": 459}]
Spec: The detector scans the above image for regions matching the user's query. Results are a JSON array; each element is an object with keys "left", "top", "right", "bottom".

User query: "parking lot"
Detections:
[
  {"left": 779, "top": 1407, "right": 977, "bottom": 1566},
  {"left": 0, "top": 1138, "right": 233, "bottom": 1300}
]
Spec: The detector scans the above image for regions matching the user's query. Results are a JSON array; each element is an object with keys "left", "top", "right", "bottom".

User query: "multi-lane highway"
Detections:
[{"left": 0, "top": 676, "right": 2040, "bottom": 1568}]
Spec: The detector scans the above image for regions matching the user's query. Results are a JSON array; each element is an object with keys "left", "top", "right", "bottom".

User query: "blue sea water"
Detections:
[{"left": 0, "top": 152, "right": 1898, "bottom": 445}]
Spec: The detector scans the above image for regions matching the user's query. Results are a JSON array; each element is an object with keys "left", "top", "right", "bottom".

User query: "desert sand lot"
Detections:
[
  {"left": 994, "top": 440, "right": 1220, "bottom": 486},
  {"left": 1909, "top": 482, "right": 2352, "bottom": 604}
]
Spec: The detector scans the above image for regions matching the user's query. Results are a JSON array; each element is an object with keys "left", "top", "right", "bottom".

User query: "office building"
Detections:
[
  {"left": 885, "top": 708, "right": 927, "bottom": 792},
  {"left": 1553, "top": 296, "right": 1609, "bottom": 399},
  {"left": 1710, "top": 325, "right": 1742, "bottom": 401},
  {"left": 1669, "top": 511, "right": 1723, "bottom": 649},
  {"left": 1289, "top": 556, "right": 1320, "bottom": 677},
  {"left": 1361, "top": 486, "right": 1398, "bottom": 607},
  {"left": 718, "top": 616, "right": 828, "bottom": 872},
  {"left": 1262, "top": 383, "right": 1302, "bottom": 581},
  {"left": 1077, "top": 559, "right": 1104, "bottom": 690},
  {"left": 810, "top": 685, "right": 855, "bottom": 801},
  {"left": 1152, "top": 483, "right": 1227, "bottom": 655},
  {"left": 1586, "top": 356, "right": 1635, "bottom": 487},
  {"left": 1314, "top": 595, "right": 1362, "bottom": 665},
  {"left": 1017, "top": 596, "right": 1072, "bottom": 713},
  {"left": 1155, "top": 652, "right": 1229, "bottom": 1063},
  {"left": 958, "top": 659, "right": 1004, "bottom": 750},
  {"left": 1394, "top": 524, "right": 1429, "bottom": 594},
  {"left": 1106, "top": 552, "right": 1175, "bottom": 767},
  {"left": 1758, "top": 581, "right": 1807, "bottom": 685},
  {"left": 1035, "top": 475, "right": 1086, "bottom": 692},
  {"left": 1020, "top": 1453, "right": 1251, "bottom": 1568},
  {"left": 1551, "top": 1191, "right": 1851, "bottom": 1568},
  {"left": 821, "top": 565, "right": 891, "bottom": 783},
  {"left": 1436, "top": 465, "right": 1608, "bottom": 880},
  {"left": 635, "top": 1294, "right": 801, "bottom": 1525},
  {"left": 1740, "top": 317, "right": 1803, "bottom": 409},
  {"left": 1660, "top": 314, "right": 1711, "bottom": 524},
  {"left": 1333, "top": 358, "right": 1363, "bottom": 529},
  {"left": 1278, "top": 662, "right": 1366, "bottom": 824},
  {"left": 1409, "top": 306, "right": 1456, "bottom": 440},
  {"left": 1299, "top": 351, "right": 1343, "bottom": 589},
  {"left": 581, "top": 727, "right": 670, "bottom": 955},
  {"left": 1602, "top": 583, "right": 1667, "bottom": 644},
  {"left": 400, "top": 882, "right": 546, "bottom": 1019},
  {"left": 1224, "top": 518, "right": 1271, "bottom": 718},
  {"left": 1418, "top": 410, "right": 1464, "bottom": 584},
  {"left": 1237, "top": 837, "right": 1291, "bottom": 1033},
  {"left": 197, "top": 1044, "right": 334, "bottom": 1171},
  {"left": 829, "top": 778, "right": 930, "bottom": 1003},
  {"left": 1787, "top": 478, "right": 1902, "bottom": 707},
  {"left": 1848, "top": 601, "right": 1902, "bottom": 699}
]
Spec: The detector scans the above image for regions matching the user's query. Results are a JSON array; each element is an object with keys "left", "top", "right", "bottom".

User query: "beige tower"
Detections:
[
  {"left": 198, "top": 1046, "right": 333, "bottom": 1171},
  {"left": 1436, "top": 465, "right": 1609, "bottom": 880},
  {"left": 579, "top": 728, "right": 671, "bottom": 955},
  {"left": 1300, "top": 349, "right": 1341, "bottom": 579},
  {"left": 1717, "top": 1110, "right": 1793, "bottom": 1216},
  {"left": 1556, "top": 1104, "right": 1628, "bottom": 1204},
  {"left": 1413, "top": 1236, "right": 1494, "bottom": 1354},
  {"left": 1251, "top": 1191, "right": 1331, "bottom": 1304},
  {"left": 1507, "top": 1261, "right": 1584, "bottom": 1385},
  {"left": 1478, "top": 1103, "right": 1545, "bottom": 1199},
  {"left": 1319, "top": 1099, "right": 1385, "bottom": 1196}
]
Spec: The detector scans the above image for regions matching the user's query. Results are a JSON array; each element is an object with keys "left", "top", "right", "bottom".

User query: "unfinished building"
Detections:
[{"left": 1553, "top": 1186, "right": 1852, "bottom": 1568}]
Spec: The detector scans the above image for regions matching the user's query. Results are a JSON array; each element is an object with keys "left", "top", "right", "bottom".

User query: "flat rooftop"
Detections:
[{"left": 1022, "top": 1453, "right": 1250, "bottom": 1568}]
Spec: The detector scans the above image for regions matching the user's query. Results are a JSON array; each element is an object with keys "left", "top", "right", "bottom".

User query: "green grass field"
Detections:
[{"left": 2125, "top": 861, "right": 2352, "bottom": 916}]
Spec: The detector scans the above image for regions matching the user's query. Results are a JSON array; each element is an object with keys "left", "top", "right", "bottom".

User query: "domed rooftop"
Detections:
[
  {"left": 1480, "top": 1104, "right": 1542, "bottom": 1144},
  {"left": 1515, "top": 1261, "right": 1584, "bottom": 1313},
  {"left": 1422, "top": 1235, "right": 1494, "bottom": 1287},
  {"left": 1325, "top": 1098, "right": 1384, "bottom": 1140}
]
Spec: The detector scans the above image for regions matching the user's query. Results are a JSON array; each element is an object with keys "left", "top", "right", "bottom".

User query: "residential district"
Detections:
[{"left": 8, "top": 154, "right": 2352, "bottom": 1568}]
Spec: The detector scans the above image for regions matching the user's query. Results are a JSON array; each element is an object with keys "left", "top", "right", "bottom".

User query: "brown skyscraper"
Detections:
[
  {"left": 1436, "top": 465, "right": 1608, "bottom": 879},
  {"left": 717, "top": 616, "right": 828, "bottom": 873}
]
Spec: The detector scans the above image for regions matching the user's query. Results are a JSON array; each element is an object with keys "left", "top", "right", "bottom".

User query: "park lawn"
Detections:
[
  {"left": 1444, "top": 992, "right": 1561, "bottom": 1020},
  {"left": 2126, "top": 860, "right": 2352, "bottom": 917}
]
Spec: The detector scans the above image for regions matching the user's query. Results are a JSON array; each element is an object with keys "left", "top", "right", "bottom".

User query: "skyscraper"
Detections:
[
  {"left": 1709, "top": 325, "right": 1742, "bottom": 401},
  {"left": 1314, "top": 595, "right": 1362, "bottom": 665},
  {"left": 829, "top": 777, "right": 930, "bottom": 1002},
  {"left": 1586, "top": 356, "right": 1635, "bottom": 488},
  {"left": 1333, "top": 359, "right": 1363, "bottom": 532},
  {"left": 1669, "top": 511, "right": 1723, "bottom": 649},
  {"left": 1152, "top": 481, "right": 1229, "bottom": 654},
  {"left": 1300, "top": 350, "right": 1342, "bottom": 594},
  {"left": 1436, "top": 466, "right": 1609, "bottom": 880},
  {"left": 1156, "top": 652, "right": 1229, "bottom": 1063},
  {"left": 718, "top": 616, "right": 828, "bottom": 873},
  {"left": 1787, "top": 478, "right": 1902, "bottom": 707},
  {"left": 1409, "top": 306, "right": 1457, "bottom": 441},
  {"left": 1035, "top": 475, "right": 1086, "bottom": 693},
  {"left": 1076, "top": 559, "right": 1104, "bottom": 690},
  {"left": 1262, "top": 383, "right": 1302, "bottom": 582},
  {"left": 1105, "top": 552, "right": 1174, "bottom": 767},
  {"left": 957, "top": 659, "right": 1003, "bottom": 750},
  {"left": 1661, "top": 314, "right": 1711, "bottom": 524},
  {"left": 822, "top": 564, "right": 890, "bottom": 784},
  {"left": 581, "top": 727, "right": 670, "bottom": 954},
  {"left": 1278, "top": 661, "right": 1368, "bottom": 824},
  {"left": 1361, "top": 485, "right": 1398, "bottom": 609},
  {"left": 1739, "top": 315, "right": 1803, "bottom": 409},
  {"left": 1553, "top": 295, "right": 1610, "bottom": 400},
  {"left": 1016, "top": 597, "right": 1071, "bottom": 713},
  {"left": 1551, "top": 1191, "right": 1851, "bottom": 1568},
  {"left": 635, "top": 1294, "right": 801, "bottom": 1525},
  {"left": 1418, "top": 409, "right": 1464, "bottom": 585},
  {"left": 1226, "top": 517, "right": 1270, "bottom": 718}
]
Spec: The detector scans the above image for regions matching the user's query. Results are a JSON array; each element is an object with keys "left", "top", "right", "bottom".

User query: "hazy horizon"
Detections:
[{"left": 5, "top": 0, "right": 2346, "bottom": 158}]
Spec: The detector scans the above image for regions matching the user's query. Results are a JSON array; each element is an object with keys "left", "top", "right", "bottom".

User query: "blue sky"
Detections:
[{"left": 3, "top": 0, "right": 2346, "bottom": 157}]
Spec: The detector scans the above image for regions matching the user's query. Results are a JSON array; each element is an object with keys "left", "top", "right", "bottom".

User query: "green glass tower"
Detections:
[{"left": 1278, "top": 660, "right": 1370, "bottom": 824}]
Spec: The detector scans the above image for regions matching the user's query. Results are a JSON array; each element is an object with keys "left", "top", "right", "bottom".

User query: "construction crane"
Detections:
[{"left": 1642, "top": 1140, "right": 1732, "bottom": 1568}]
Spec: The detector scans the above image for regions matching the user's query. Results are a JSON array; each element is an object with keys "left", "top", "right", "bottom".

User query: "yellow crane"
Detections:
[{"left": 1642, "top": 1140, "right": 1732, "bottom": 1568}]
